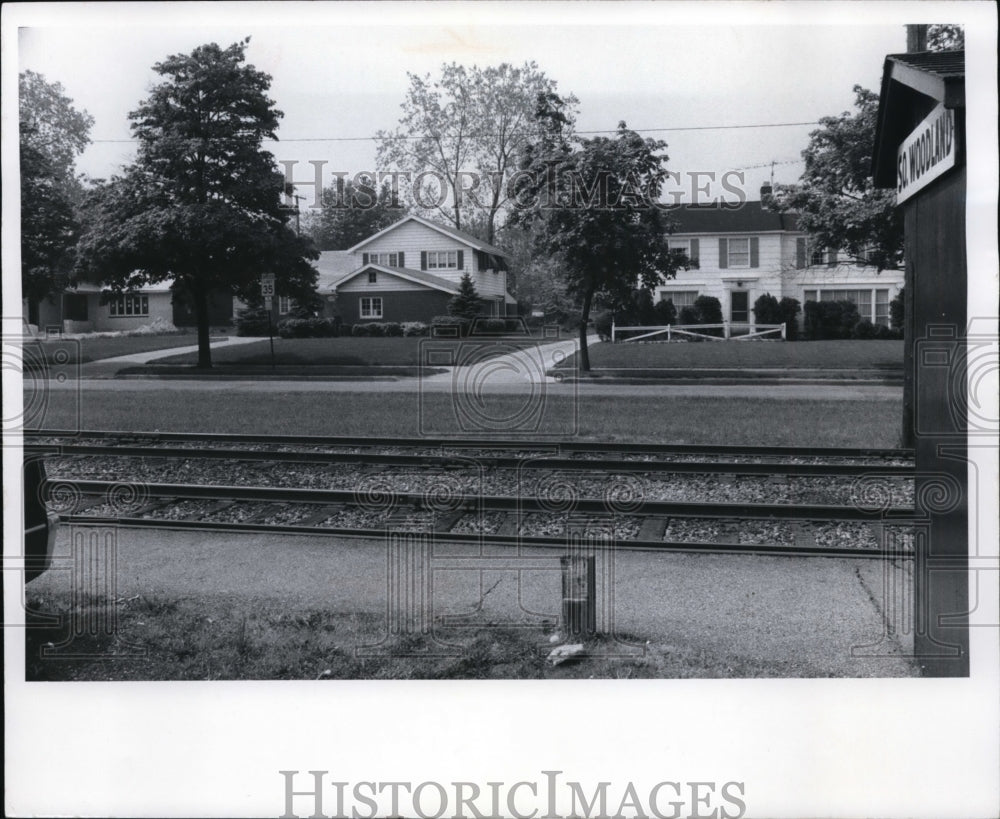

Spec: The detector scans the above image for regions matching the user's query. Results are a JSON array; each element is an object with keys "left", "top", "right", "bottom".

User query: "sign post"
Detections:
[{"left": 260, "top": 274, "right": 276, "bottom": 369}]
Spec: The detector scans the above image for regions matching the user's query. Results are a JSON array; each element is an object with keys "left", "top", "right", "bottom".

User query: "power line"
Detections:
[{"left": 89, "top": 120, "right": 821, "bottom": 145}]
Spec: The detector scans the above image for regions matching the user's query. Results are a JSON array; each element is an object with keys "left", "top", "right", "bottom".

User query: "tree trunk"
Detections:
[
  {"left": 193, "top": 286, "right": 212, "bottom": 369},
  {"left": 578, "top": 286, "right": 595, "bottom": 372}
]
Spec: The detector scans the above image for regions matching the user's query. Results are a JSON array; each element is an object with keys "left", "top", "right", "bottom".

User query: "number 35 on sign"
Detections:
[{"left": 260, "top": 273, "right": 276, "bottom": 297}]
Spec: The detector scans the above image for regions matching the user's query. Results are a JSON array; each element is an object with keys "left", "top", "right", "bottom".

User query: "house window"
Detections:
[
  {"left": 360, "top": 297, "right": 383, "bottom": 319},
  {"left": 875, "top": 290, "right": 890, "bottom": 326},
  {"left": 426, "top": 250, "right": 458, "bottom": 270},
  {"left": 368, "top": 270, "right": 378, "bottom": 284},
  {"left": 278, "top": 296, "right": 292, "bottom": 315},
  {"left": 369, "top": 252, "right": 399, "bottom": 267},
  {"left": 661, "top": 291, "right": 699, "bottom": 308},
  {"left": 727, "top": 238, "right": 750, "bottom": 267},
  {"left": 108, "top": 295, "right": 149, "bottom": 317},
  {"left": 810, "top": 248, "right": 826, "bottom": 266}
]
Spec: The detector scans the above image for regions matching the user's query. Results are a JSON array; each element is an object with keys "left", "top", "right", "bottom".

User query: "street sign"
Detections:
[
  {"left": 896, "top": 103, "right": 956, "bottom": 205},
  {"left": 260, "top": 273, "right": 276, "bottom": 297}
]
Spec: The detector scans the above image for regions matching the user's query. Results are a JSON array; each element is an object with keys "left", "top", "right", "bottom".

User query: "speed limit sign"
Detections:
[{"left": 260, "top": 273, "right": 276, "bottom": 297}]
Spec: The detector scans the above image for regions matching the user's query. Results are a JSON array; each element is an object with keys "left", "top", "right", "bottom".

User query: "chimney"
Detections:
[
  {"left": 906, "top": 24, "right": 928, "bottom": 52},
  {"left": 760, "top": 183, "right": 773, "bottom": 208}
]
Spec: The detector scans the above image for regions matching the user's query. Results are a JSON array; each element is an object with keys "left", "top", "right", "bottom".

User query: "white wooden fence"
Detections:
[{"left": 611, "top": 321, "right": 786, "bottom": 342}]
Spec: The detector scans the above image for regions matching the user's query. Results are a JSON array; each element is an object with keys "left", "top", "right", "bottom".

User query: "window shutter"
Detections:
[
  {"left": 362, "top": 252, "right": 369, "bottom": 265},
  {"left": 796, "top": 238, "right": 806, "bottom": 269},
  {"left": 750, "top": 237, "right": 759, "bottom": 268},
  {"left": 420, "top": 251, "right": 427, "bottom": 270},
  {"left": 689, "top": 239, "right": 700, "bottom": 265},
  {"left": 457, "top": 250, "right": 464, "bottom": 270},
  {"left": 398, "top": 252, "right": 404, "bottom": 269},
  {"left": 718, "top": 238, "right": 728, "bottom": 269}
]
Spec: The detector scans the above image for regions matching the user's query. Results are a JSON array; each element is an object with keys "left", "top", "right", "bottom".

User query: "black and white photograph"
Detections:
[{"left": 4, "top": 2, "right": 997, "bottom": 816}]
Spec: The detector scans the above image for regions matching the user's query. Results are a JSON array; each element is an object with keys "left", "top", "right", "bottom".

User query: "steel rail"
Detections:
[
  {"left": 58, "top": 515, "right": 913, "bottom": 561},
  {"left": 24, "top": 428, "right": 914, "bottom": 461},
  {"left": 51, "top": 479, "right": 914, "bottom": 521},
  {"left": 26, "top": 442, "right": 915, "bottom": 477}
]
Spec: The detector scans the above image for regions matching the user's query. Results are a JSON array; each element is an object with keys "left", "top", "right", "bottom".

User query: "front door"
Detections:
[{"left": 730, "top": 291, "right": 749, "bottom": 323}]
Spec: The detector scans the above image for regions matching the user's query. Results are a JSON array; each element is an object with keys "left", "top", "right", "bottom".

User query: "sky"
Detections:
[{"left": 13, "top": 7, "right": 921, "bottom": 205}]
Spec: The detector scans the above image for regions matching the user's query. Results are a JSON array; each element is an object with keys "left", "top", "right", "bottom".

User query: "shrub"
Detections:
[
  {"left": 653, "top": 298, "right": 677, "bottom": 327},
  {"left": 803, "top": 300, "right": 861, "bottom": 340},
  {"left": 851, "top": 319, "right": 876, "bottom": 339},
  {"left": 678, "top": 305, "right": 699, "bottom": 326},
  {"left": 276, "top": 317, "right": 340, "bottom": 338},
  {"left": 381, "top": 322, "right": 404, "bottom": 337},
  {"left": 753, "top": 293, "right": 781, "bottom": 325},
  {"left": 594, "top": 311, "right": 614, "bottom": 342},
  {"left": 235, "top": 306, "right": 271, "bottom": 336},
  {"left": 431, "top": 314, "right": 470, "bottom": 337},
  {"left": 691, "top": 295, "right": 723, "bottom": 337},
  {"left": 779, "top": 297, "right": 801, "bottom": 341},
  {"left": 402, "top": 321, "right": 429, "bottom": 337},
  {"left": 873, "top": 323, "right": 893, "bottom": 340},
  {"left": 889, "top": 287, "right": 905, "bottom": 330},
  {"left": 474, "top": 318, "right": 507, "bottom": 335},
  {"left": 352, "top": 322, "right": 386, "bottom": 337}
]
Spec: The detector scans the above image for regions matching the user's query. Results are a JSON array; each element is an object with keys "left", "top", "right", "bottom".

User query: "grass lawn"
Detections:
[
  {"left": 34, "top": 387, "right": 905, "bottom": 447},
  {"left": 24, "top": 590, "right": 835, "bottom": 680},
  {"left": 558, "top": 339, "right": 904, "bottom": 370},
  {"left": 26, "top": 334, "right": 205, "bottom": 364},
  {"left": 156, "top": 336, "right": 542, "bottom": 367}
]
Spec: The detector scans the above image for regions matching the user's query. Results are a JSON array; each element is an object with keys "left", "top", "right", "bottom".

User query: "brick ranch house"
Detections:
[
  {"left": 656, "top": 189, "right": 905, "bottom": 328},
  {"left": 24, "top": 280, "right": 233, "bottom": 335}
]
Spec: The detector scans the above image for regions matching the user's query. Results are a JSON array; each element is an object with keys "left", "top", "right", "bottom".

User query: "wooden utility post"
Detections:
[
  {"left": 260, "top": 273, "right": 276, "bottom": 368},
  {"left": 560, "top": 553, "right": 596, "bottom": 639}
]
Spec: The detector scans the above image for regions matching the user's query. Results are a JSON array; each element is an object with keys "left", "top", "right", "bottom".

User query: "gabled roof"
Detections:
[
  {"left": 332, "top": 263, "right": 460, "bottom": 295},
  {"left": 666, "top": 201, "right": 800, "bottom": 235},
  {"left": 314, "top": 251, "right": 358, "bottom": 290},
  {"left": 346, "top": 214, "right": 510, "bottom": 258},
  {"left": 872, "top": 50, "right": 965, "bottom": 187}
]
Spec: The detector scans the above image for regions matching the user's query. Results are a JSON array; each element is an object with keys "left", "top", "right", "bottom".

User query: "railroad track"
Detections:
[{"left": 27, "top": 430, "right": 917, "bottom": 560}]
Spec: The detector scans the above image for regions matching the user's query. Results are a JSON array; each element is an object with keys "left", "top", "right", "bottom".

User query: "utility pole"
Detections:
[{"left": 293, "top": 194, "right": 305, "bottom": 236}]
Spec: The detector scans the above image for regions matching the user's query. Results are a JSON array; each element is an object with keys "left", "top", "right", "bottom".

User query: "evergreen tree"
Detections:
[{"left": 448, "top": 273, "right": 483, "bottom": 321}]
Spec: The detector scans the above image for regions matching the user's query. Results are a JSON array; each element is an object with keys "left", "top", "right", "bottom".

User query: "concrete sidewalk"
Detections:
[
  {"left": 30, "top": 525, "right": 919, "bottom": 677},
  {"left": 420, "top": 334, "right": 597, "bottom": 386}
]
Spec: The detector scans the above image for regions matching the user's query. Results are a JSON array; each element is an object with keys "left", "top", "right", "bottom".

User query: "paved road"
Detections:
[
  {"left": 29, "top": 525, "right": 917, "bottom": 677},
  {"left": 43, "top": 376, "right": 902, "bottom": 399}
]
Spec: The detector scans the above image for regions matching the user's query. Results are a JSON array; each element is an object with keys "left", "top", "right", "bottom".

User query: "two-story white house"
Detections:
[
  {"left": 656, "top": 193, "right": 904, "bottom": 328},
  {"left": 313, "top": 215, "right": 515, "bottom": 325}
]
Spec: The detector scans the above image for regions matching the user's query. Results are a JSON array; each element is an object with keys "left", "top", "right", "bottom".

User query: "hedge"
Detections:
[{"left": 276, "top": 317, "right": 341, "bottom": 338}]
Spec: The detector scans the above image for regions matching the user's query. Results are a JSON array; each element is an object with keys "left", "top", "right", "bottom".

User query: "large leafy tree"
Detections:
[
  {"left": 767, "top": 86, "right": 903, "bottom": 271},
  {"left": 767, "top": 22, "right": 962, "bottom": 274},
  {"left": 75, "top": 39, "right": 317, "bottom": 367},
  {"left": 19, "top": 71, "right": 93, "bottom": 322},
  {"left": 515, "top": 102, "right": 691, "bottom": 371},
  {"left": 304, "top": 176, "right": 403, "bottom": 250},
  {"left": 377, "top": 62, "right": 578, "bottom": 245}
]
